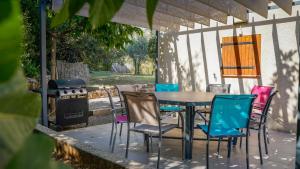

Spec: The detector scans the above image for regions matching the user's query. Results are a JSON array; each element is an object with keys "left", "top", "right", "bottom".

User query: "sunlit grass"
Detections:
[{"left": 89, "top": 71, "right": 155, "bottom": 86}]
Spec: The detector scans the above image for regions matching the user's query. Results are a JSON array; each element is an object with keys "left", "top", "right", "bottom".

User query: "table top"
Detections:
[{"left": 155, "top": 91, "right": 215, "bottom": 106}]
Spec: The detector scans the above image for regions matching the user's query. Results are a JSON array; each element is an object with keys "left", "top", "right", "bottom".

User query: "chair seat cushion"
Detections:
[
  {"left": 131, "top": 123, "right": 177, "bottom": 135},
  {"left": 197, "top": 124, "right": 246, "bottom": 137},
  {"left": 116, "top": 114, "right": 127, "bottom": 123},
  {"left": 160, "top": 106, "right": 184, "bottom": 112}
]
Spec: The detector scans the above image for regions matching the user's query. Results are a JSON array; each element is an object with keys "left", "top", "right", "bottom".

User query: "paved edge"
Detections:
[{"left": 35, "top": 124, "right": 152, "bottom": 169}]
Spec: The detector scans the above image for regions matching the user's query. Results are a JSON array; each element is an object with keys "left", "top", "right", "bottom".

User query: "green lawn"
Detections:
[{"left": 89, "top": 71, "right": 155, "bottom": 86}]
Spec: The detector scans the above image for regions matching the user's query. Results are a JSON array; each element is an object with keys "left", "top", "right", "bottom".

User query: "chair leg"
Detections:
[
  {"left": 263, "top": 126, "right": 269, "bottom": 154},
  {"left": 109, "top": 121, "right": 115, "bottom": 146},
  {"left": 125, "top": 126, "right": 130, "bottom": 158},
  {"left": 217, "top": 137, "right": 221, "bottom": 155},
  {"left": 206, "top": 137, "right": 210, "bottom": 169},
  {"left": 177, "top": 113, "right": 180, "bottom": 127},
  {"left": 145, "top": 134, "right": 150, "bottom": 153},
  {"left": 157, "top": 134, "right": 162, "bottom": 169},
  {"left": 240, "top": 137, "right": 243, "bottom": 148},
  {"left": 227, "top": 137, "right": 232, "bottom": 158},
  {"left": 150, "top": 134, "right": 153, "bottom": 152},
  {"left": 246, "top": 132, "right": 249, "bottom": 169},
  {"left": 266, "top": 127, "right": 270, "bottom": 144},
  {"left": 119, "top": 123, "right": 123, "bottom": 136},
  {"left": 179, "top": 112, "right": 184, "bottom": 160},
  {"left": 258, "top": 130, "right": 263, "bottom": 165},
  {"left": 240, "top": 129, "right": 243, "bottom": 148},
  {"left": 111, "top": 122, "right": 118, "bottom": 153}
]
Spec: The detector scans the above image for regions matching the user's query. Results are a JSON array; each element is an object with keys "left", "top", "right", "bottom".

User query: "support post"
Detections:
[
  {"left": 40, "top": 0, "right": 48, "bottom": 127},
  {"left": 155, "top": 31, "right": 159, "bottom": 84}
]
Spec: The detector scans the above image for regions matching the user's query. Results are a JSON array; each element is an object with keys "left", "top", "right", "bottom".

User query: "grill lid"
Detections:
[{"left": 48, "top": 79, "right": 86, "bottom": 89}]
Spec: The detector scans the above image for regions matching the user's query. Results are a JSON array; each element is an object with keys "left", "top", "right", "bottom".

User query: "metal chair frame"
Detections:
[
  {"left": 122, "top": 91, "right": 183, "bottom": 169},
  {"left": 115, "top": 85, "right": 138, "bottom": 137},
  {"left": 103, "top": 87, "right": 127, "bottom": 153},
  {"left": 195, "top": 84, "right": 231, "bottom": 154},
  {"left": 201, "top": 95, "right": 256, "bottom": 169},
  {"left": 240, "top": 90, "right": 278, "bottom": 165}
]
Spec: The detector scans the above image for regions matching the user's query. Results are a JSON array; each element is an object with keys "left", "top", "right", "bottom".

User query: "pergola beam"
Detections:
[
  {"left": 272, "top": 0, "right": 293, "bottom": 15},
  {"left": 161, "top": 0, "right": 228, "bottom": 24},
  {"left": 126, "top": 0, "right": 210, "bottom": 26},
  {"left": 195, "top": 0, "right": 248, "bottom": 22},
  {"left": 113, "top": 12, "right": 181, "bottom": 31},
  {"left": 52, "top": 0, "right": 295, "bottom": 31},
  {"left": 114, "top": 3, "right": 183, "bottom": 31},
  {"left": 118, "top": 3, "right": 195, "bottom": 29},
  {"left": 53, "top": 0, "right": 191, "bottom": 30},
  {"left": 233, "top": 0, "right": 268, "bottom": 18}
]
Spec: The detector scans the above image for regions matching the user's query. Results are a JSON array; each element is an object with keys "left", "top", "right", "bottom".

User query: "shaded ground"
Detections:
[
  {"left": 54, "top": 122, "right": 296, "bottom": 169},
  {"left": 89, "top": 71, "right": 154, "bottom": 86}
]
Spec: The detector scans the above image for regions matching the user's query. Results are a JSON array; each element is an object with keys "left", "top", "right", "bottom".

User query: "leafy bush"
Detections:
[{"left": 20, "top": 53, "right": 40, "bottom": 78}]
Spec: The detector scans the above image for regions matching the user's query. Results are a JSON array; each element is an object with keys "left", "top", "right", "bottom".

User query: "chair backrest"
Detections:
[
  {"left": 251, "top": 85, "right": 274, "bottom": 110},
  {"left": 116, "top": 84, "right": 138, "bottom": 104},
  {"left": 103, "top": 87, "right": 118, "bottom": 121},
  {"left": 155, "top": 83, "right": 179, "bottom": 92},
  {"left": 122, "top": 91, "right": 160, "bottom": 126},
  {"left": 103, "top": 87, "right": 115, "bottom": 110},
  {"left": 209, "top": 95, "right": 256, "bottom": 131},
  {"left": 206, "top": 84, "right": 231, "bottom": 94},
  {"left": 261, "top": 90, "right": 278, "bottom": 120}
]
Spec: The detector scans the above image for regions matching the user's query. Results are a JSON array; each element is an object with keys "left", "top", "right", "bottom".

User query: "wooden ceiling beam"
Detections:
[
  {"left": 126, "top": 0, "right": 210, "bottom": 26},
  {"left": 161, "top": 0, "right": 228, "bottom": 24},
  {"left": 233, "top": 0, "right": 268, "bottom": 18},
  {"left": 272, "top": 0, "right": 293, "bottom": 15},
  {"left": 195, "top": 0, "right": 248, "bottom": 21}
]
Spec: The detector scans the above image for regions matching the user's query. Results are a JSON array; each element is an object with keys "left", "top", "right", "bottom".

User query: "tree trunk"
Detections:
[
  {"left": 137, "top": 59, "right": 141, "bottom": 75},
  {"left": 50, "top": 32, "right": 57, "bottom": 115},
  {"left": 133, "top": 59, "right": 137, "bottom": 75},
  {"left": 51, "top": 33, "right": 57, "bottom": 80}
]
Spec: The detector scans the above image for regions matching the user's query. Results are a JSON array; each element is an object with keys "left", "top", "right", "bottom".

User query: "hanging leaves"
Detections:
[
  {"left": 51, "top": 0, "right": 158, "bottom": 29},
  {"left": 87, "top": 0, "right": 124, "bottom": 28},
  {"left": 52, "top": 0, "right": 86, "bottom": 27},
  {"left": 146, "top": 0, "right": 158, "bottom": 30},
  {"left": 0, "top": 0, "right": 22, "bottom": 83},
  {"left": 52, "top": 0, "right": 125, "bottom": 28},
  {"left": 0, "top": 1, "right": 69, "bottom": 169}
]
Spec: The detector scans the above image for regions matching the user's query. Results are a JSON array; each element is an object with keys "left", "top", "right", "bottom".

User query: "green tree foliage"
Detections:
[
  {"left": 148, "top": 34, "right": 157, "bottom": 62},
  {"left": 20, "top": 0, "right": 143, "bottom": 74},
  {"left": 126, "top": 37, "right": 149, "bottom": 75},
  {"left": 20, "top": 0, "right": 43, "bottom": 78},
  {"left": 0, "top": 1, "right": 69, "bottom": 169},
  {"left": 0, "top": 1, "right": 158, "bottom": 169}
]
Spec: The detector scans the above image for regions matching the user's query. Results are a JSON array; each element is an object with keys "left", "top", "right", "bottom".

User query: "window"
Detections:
[{"left": 221, "top": 34, "right": 261, "bottom": 78}]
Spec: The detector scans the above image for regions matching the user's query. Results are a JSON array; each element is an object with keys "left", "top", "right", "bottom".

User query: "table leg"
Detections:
[{"left": 184, "top": 105, "right": 195, "bottom": 160}]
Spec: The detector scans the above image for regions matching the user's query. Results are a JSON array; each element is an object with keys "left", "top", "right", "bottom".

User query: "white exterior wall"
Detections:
[{"left": 158, "top": 5, "right": 300, "bottom": 132}]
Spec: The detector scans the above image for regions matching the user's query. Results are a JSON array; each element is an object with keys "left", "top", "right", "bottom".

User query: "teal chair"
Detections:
[
  {"left": 155, "top": 83, "right": 184, "bottom": 125},
  {"left": 197, "top": 94, "right": 256, "bottom": 169}
]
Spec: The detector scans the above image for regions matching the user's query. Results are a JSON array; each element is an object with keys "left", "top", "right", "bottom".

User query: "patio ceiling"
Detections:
[{"left": 52, "top": 0, "right": 293, "bottom": 31}]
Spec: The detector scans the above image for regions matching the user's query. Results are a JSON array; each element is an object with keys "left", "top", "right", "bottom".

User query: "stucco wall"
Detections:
[{"left": 158, "top": 5, "right": 300, "bottom": 132}]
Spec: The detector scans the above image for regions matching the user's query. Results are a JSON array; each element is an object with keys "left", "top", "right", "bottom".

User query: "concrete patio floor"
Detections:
[{"left": 52, "top": 120, "right": 296, "bottom": 169}]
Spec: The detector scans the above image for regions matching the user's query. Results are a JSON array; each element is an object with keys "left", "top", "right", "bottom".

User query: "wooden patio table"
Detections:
[{"left": 154, "top": 91, "right": 215, "bottom": 160}]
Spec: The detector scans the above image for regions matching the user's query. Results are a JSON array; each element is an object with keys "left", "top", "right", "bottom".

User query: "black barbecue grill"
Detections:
[{"left": 48, "top": 79, "right": 89, "bottom": 130}]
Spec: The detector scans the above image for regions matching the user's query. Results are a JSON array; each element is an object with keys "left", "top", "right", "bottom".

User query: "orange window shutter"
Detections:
[{"left": 221, "top": 34, "right": 261, "bottom": 78}]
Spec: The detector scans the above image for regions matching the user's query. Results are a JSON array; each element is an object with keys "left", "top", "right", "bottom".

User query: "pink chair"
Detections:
[
  {"left": 240, "top": 85, "right": 277, "bottom": 165},
  {"left": 251, "top": 85, "right": 274, "bottom": 113}
]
